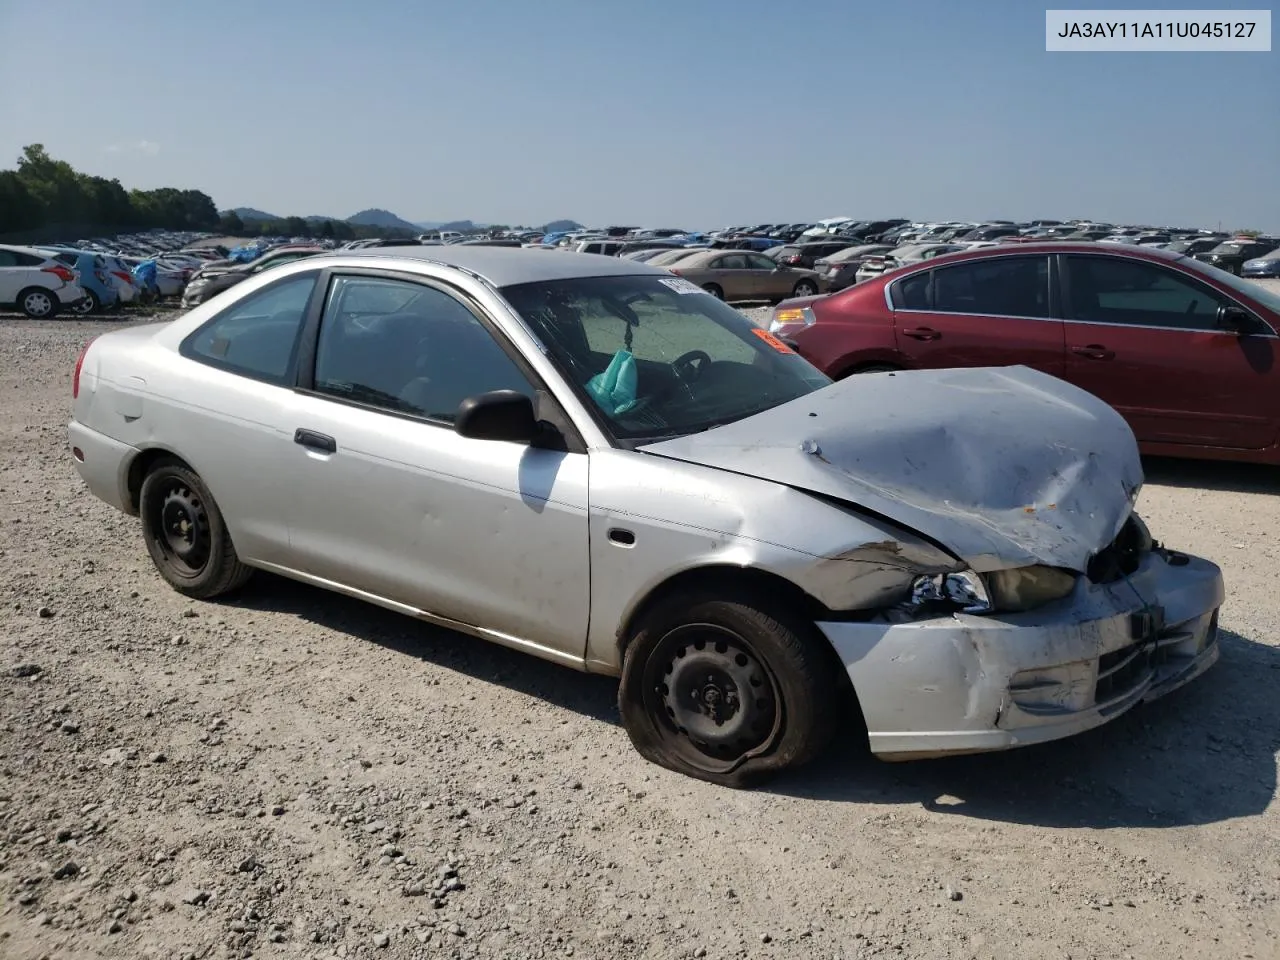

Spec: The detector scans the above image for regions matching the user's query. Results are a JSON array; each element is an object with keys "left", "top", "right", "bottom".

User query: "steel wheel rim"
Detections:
[
  {"left": 147, "top": 479, "right": 211, "bottom": 578},
  {"left": 643, "top": 623, "right": 783, "bottom": 773},
  {"left": 795, "top": 282, "right": 816, "bottom": 296}
]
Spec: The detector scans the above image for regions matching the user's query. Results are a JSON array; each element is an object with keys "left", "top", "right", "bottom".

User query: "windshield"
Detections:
[
  {"left": 1177, "top": 255, "right": 1280, "bottom": 313},
  {"left": 500, "top": 274, "right": 830, "bottom": 442}
]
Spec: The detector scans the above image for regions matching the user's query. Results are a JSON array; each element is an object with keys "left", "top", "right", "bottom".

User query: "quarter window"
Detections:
[
  {"left": 1064, "top": 256, "right": 1228, "bottom": 330},
  {"left": 714, "top": 254, "right": 749, "bottom": 270},
  {"left": 746, "top": 254, "right": 777, "bottom": 270},
  {"left": 893, "top": 271, "right": 933, "bottom": 310},
  {"left": 312, "top": 276, "right": 535, "bottom": 423},
  {"left": 931, "top": 256, "right": 1050, "bottom": 317},
  {"left": 185, "top": 273, "right": 318, "bottom": 383}
]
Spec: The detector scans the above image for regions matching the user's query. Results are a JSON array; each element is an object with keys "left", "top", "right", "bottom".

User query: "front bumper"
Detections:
[{"left": 817, "top": 550, "right": 1223, "bottom": 759}]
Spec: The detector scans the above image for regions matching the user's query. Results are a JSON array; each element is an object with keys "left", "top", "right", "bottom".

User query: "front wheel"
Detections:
[
  {"left": 619, "top": 589, "right": 841, "bottom": 787},
  {"left": 792, "top": 279, "right": 818, "bottom": 297},
  {"left": 139, "top": 458, "right": 253, "bottom": 599},
  {"left": 701, "top": 283, "right": 724, "bottom": 299}
]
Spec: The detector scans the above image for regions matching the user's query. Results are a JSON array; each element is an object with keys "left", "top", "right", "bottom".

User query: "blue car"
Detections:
[{"left": 39, "top": 248, "right": 120, "bottom": 314}]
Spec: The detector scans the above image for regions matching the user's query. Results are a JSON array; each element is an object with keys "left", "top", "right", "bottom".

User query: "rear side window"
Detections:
[
  {"left": 0, "top": 250, "right": 45, "bottom": 267},
  {"left": 930, "top": 256, "right": 1050, "bottom": 317},
  {"left": 183, "top": 273, "right": 319, "bottom": 384},
  {"left": 892, "top": 271, "right": 933, "bottom": 310}
]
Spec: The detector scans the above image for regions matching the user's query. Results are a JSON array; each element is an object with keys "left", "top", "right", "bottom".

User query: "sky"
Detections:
[{"left": 0, "top": 0, "right": 1276, "bottom": 231}]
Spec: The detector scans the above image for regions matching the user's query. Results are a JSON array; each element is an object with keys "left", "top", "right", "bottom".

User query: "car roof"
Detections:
[
  {"left": 888, "top": 240, "right": 1190, "bottom": 271},
  {"left": 327, "top": 245, "right": 667, "bottom": 286}
]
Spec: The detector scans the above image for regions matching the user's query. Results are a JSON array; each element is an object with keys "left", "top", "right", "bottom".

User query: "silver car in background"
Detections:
[{"left": 68, "top": 247, "right": 1223, "bottom": 786}]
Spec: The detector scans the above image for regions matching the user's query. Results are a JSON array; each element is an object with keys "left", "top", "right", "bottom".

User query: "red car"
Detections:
[{"left": 769, "top": 242, "right": 1280, "bottom": 464}]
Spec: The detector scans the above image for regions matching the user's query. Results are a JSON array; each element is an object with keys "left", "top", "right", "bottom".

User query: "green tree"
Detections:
[
  {"left": 219, "top": 210, "right": 245, "bottom": 235},
  {"left": 320, "top": 219, "right": 335, "bottom": 239},
  {"left": 283, "top": 216, "right": 309, "bottom": 237}
]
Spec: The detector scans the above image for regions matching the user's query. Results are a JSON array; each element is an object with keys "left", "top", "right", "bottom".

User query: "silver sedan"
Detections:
[{"left": 68, "top": 247, "right": 1224, "bottom": 786}]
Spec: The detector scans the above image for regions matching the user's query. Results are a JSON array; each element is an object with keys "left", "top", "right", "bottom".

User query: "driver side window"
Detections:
[
  {"left": 312, "top": 276, "right": 535, "bottom": 423},
  {"left": 1065, "top": 256, "right": 1228, "bottom": 330}
]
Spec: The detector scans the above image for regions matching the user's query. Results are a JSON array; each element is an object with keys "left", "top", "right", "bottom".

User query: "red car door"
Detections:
[
  {"left": 1059, "top": 252, "right": 1278, "bottom": 450},
  {"left": 888, "top": 254, "right": 1065, "bottom": 376}
]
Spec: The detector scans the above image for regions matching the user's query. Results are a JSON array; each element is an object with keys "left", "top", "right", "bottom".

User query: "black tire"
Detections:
[
  {"left": 18, "top": 287, "right": 59, "bottom": 319},
  {"left": 618, "top": 588, "right": 841, "bottom": 787},
  {"left": 853, "top": 364, "right": 899, "bottom": 375},
  {"left": 792, "top": 280, "right": 818, "bottom": 297},
  {"left": 139, "top": 458, "right": 253, "bottom": 599},
  {"left": 73, "top": 291, "right": 100, "bottom": 316},
  {"left": 702, "top": 283, "right": 724, "bottom": 299}
]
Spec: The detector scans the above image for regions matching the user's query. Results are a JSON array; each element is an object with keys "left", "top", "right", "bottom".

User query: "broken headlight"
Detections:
[
  {"left": 907, "top": 565, "right": 1077, "bottom": 615},
  {"left": 984, "top": 565, "right": 1077, "bottom": 612},
  {"left": 909, "top": 571, "right": 992, "bottom": 613}
]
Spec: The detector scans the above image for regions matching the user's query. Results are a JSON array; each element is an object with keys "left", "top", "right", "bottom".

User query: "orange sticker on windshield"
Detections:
[{"left": 751, "top": 328, "right": 795, "bottom": 353}]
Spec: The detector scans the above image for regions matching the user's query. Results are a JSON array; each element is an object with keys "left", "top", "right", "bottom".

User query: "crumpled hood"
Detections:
[{"left": 640, "top": 365, "right": 1143, "bottom": 572}]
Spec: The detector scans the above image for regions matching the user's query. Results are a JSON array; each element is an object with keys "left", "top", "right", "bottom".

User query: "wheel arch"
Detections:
[
  {"left": 615, "top": 563, "right": 868, "bottom": 749},
  {"left": 126, "top": 446, "right": 196, "bottom": 513}
]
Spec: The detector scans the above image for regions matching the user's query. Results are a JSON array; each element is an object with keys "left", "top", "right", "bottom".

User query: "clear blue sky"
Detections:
[{"left": 1, "top": 0, "right": 1275, "bottom": 230}]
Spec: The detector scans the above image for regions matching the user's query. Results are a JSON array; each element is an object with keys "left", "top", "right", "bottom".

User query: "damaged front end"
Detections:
[
  {"left": 637, "top": 365, "right": 1224, "bottom": 758},
  {"left": 814, "top": 511, "right": 1223, "bottom": 760}
]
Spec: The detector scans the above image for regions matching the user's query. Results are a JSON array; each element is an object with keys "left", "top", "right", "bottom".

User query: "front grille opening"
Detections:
[
  {"left": 1095, "top": 639, "right": 1174, "bottom": 705},
  {"left": 1087, "top": 516, "right": 1149, "bottom": 584}
]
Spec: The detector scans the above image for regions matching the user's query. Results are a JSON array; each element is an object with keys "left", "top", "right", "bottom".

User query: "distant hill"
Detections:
[
  {"left": 542, "top": 219, "right": 583, "bottom": 233},
  {"left": 347, "top": 208, "right": 421, "bottom": 232},
  {"left": 226, "top": 207, "right": 279, "bottom": 222}
]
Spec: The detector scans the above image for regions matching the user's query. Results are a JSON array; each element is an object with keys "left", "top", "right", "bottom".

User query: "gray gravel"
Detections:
[{"left": 0, "top": 306, "right": 1277, "bottom": 960}]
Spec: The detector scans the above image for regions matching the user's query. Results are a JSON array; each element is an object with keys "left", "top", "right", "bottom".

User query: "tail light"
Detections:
[
  {"left": 72, "top": 338, "right": 98, "bottom": 399},
  {"left": 112, "top": 270, "right": 131, "bottom": 283},
  {"left": 43, "top": 265, "right": 76, "bottom": 283},
  {"left": 669, "top": 269, "right": 684, "bottom": 276},
  {"left": 782, "top": 256, "right": 801, "bottom": 265}
]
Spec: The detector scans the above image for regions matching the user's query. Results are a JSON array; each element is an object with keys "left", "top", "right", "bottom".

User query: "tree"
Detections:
[
  {"left": 219, "top": 210, "right": 245, "bottom": 235},
  {"left": 283, "top": 216, "right": 309, "bottom": 237},
  {"left": 320, "top": 220, "right": 335, "bottom": 239}
]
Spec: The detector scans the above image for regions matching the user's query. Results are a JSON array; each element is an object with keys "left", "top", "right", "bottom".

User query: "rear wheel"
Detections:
[
  {"left": 792, "top": 279, "right": 818, "bottom": 297},
  {"left": 618, "top": 588, "right": 841, "bottom": 787},
  {"left": 73, "top": 291, "right": 100, "bottom": 316},
  {"left": 139, "top": 458, "right": 253, "bottom": 599},
  {"left": 702, "top": 283, "right": 724, "bottom": 299},
  {"left": 18, "top": 287, "right": 58, "bottom": 319}
]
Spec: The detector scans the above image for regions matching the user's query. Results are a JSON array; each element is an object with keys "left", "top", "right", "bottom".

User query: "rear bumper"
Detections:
[
  {"left": 68, "top": 420, "right": 138, "bottom": 515},
  {"left": 817, "top": 550, "right": 1224, "bottom": 759}
]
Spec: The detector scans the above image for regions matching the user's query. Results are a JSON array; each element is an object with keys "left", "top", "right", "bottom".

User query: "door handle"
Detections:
[
  {"left": 902, "top": 326, "right": 941, "bottom": 341},
  {"left": 294, "top": 428, "right": 337, "bottom": 453},
  {"left": 1070, "top": 344, "right": 1115, "bottom": 361}
]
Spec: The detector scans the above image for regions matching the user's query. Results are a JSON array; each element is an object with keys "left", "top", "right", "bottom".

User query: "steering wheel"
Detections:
[{"left": 672, "top": 349, "right": 712, "bottom": 383}]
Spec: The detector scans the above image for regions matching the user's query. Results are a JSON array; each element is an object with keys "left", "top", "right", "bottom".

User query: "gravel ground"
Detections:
[{"left": 0, "top": 303, "right": 1278, "bottom": 960}]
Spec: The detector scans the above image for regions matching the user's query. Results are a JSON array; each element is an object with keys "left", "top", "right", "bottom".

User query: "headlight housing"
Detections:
[
  {"left": 908, "top": 565, "right": 1077, "bottom": 615},
  {"left": 983, "top": 565, "right": 1078, "bottom": 612}
]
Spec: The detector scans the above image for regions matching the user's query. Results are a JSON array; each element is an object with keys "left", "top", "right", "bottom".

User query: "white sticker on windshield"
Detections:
[{"left": 658, "top": 277, "right": 707, "bottom": 295}]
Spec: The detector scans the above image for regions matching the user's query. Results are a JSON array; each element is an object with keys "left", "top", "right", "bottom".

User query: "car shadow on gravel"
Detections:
[
  {"left": 1141, "top": 456, "right": 1278, "bottom": 494},
  {"left": 771, "top": 628, "right": 1279, "bottom": 828},
  {"left": 227, "top": 573, "right": 622, "bottom": 725}
]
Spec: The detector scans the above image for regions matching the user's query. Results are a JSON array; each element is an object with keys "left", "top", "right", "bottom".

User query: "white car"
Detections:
[
  {"left": 0, "top": 244, "right": 86, "bottom": 318},
  {"left": 101, "top": 257, "right": 140, "bottom": 304}
]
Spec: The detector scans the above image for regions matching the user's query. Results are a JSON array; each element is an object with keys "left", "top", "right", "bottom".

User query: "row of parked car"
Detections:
[{"left": 0, "top": 230, "right": 223, "bottom": 318}]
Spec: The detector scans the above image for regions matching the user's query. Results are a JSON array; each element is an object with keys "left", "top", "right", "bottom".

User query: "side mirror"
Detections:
[
  {"left": 455, "top": 390, "right": 541, "bottom": 443},
  {"left": 1217, "top": 304, "right": 1258, "bottom": 334}
]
